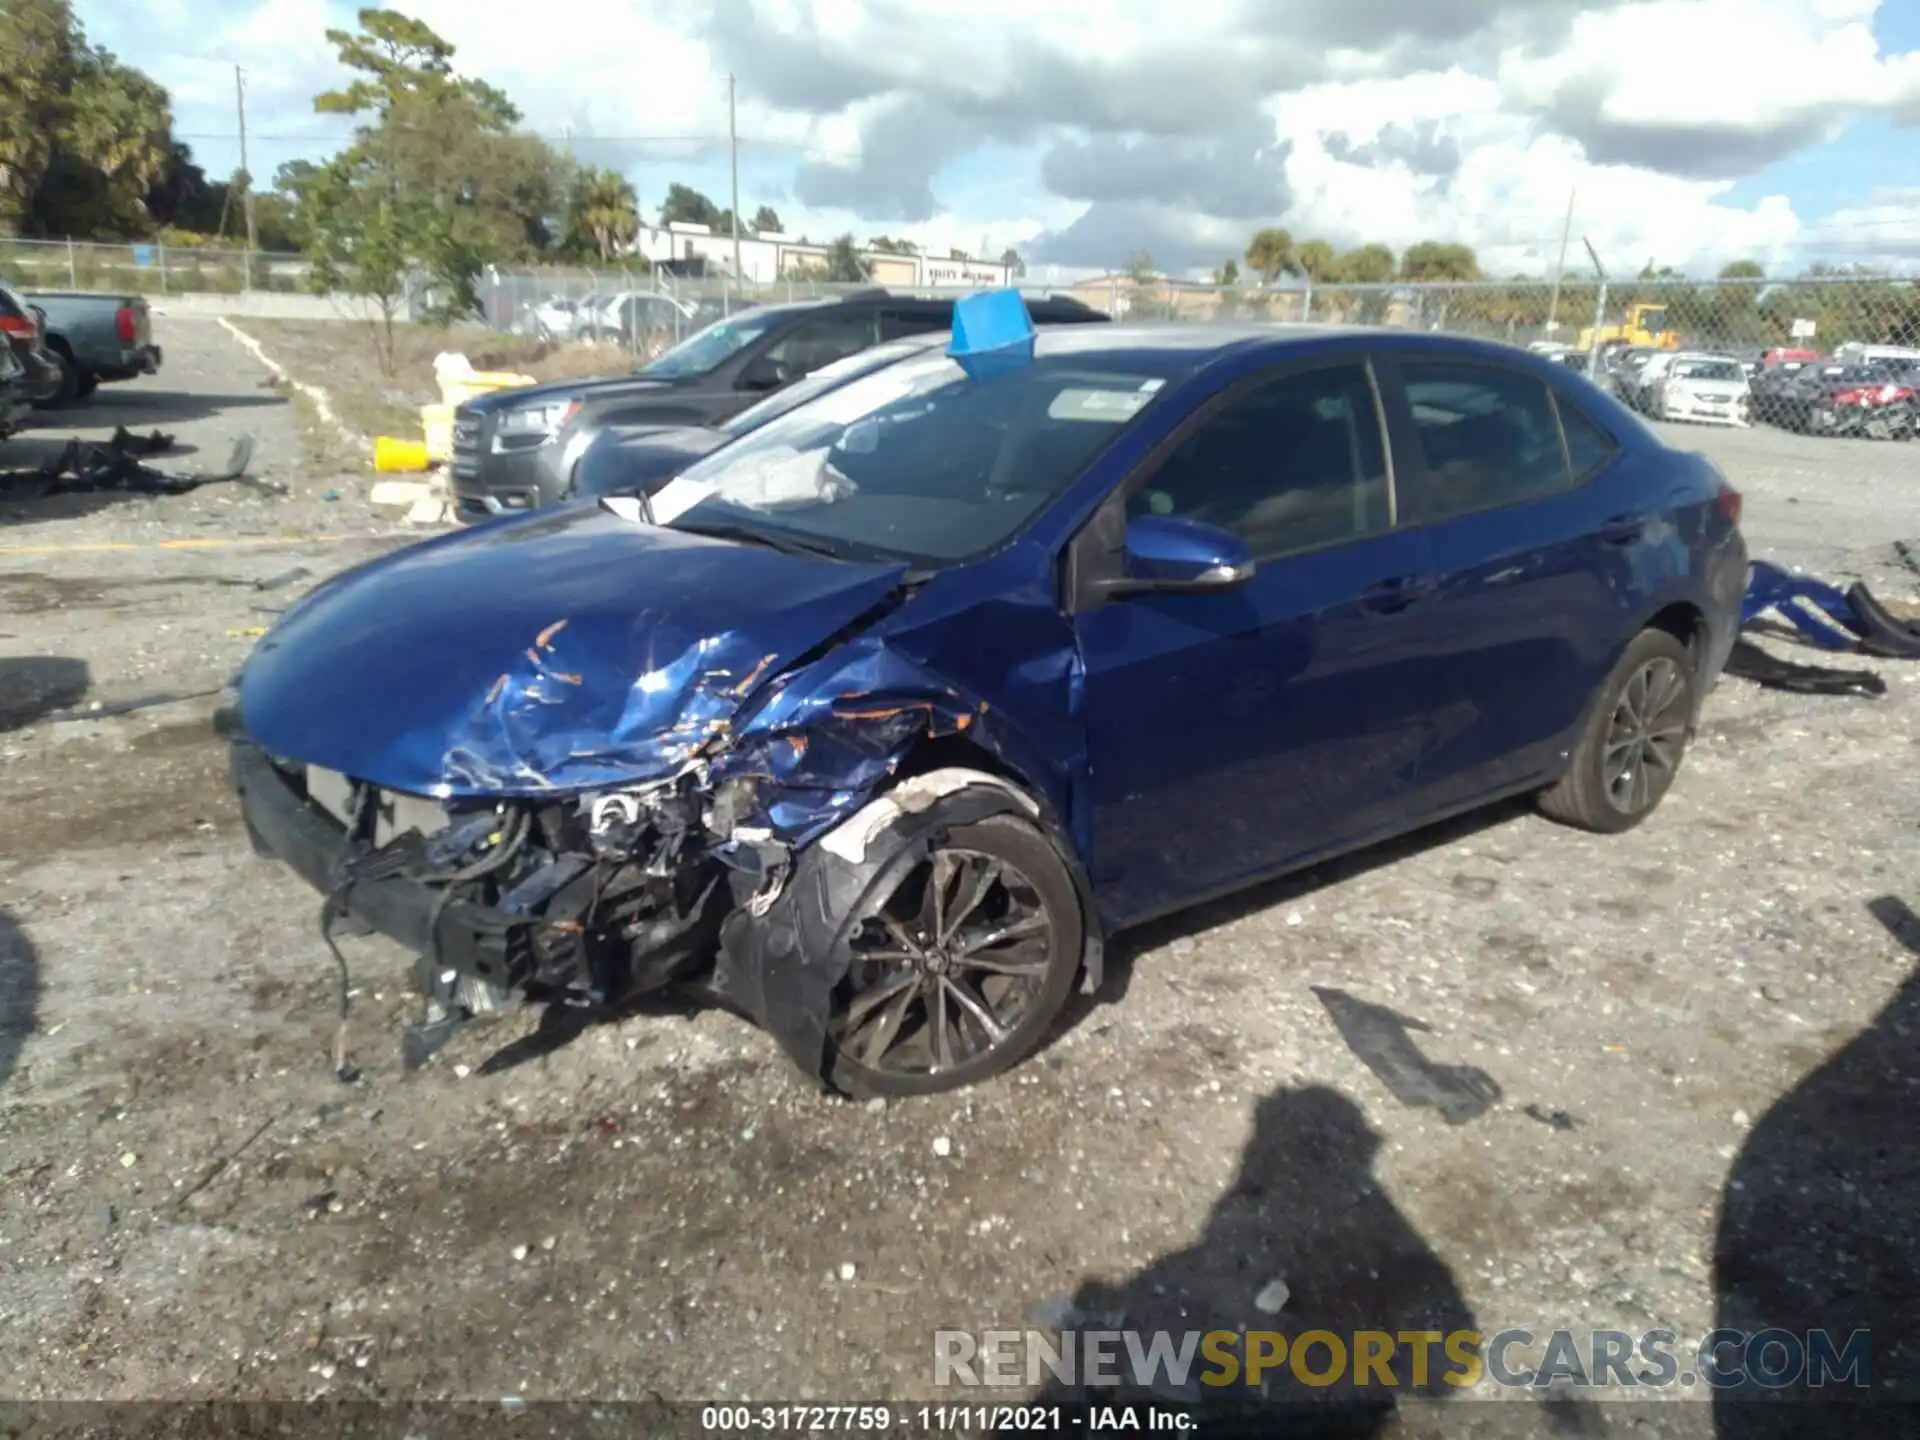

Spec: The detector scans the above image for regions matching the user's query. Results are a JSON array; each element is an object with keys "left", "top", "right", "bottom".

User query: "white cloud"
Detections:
[{"left": 115, "top": 0, "right": 1920, "bottom": 275}]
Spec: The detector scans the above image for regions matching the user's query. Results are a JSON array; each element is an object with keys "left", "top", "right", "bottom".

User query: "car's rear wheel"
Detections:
[
  {"left": 1537, "top": 628, "right": 1696, "bottom": 834},
  {"left": 824, "top": 811, "right": 1082, "bottom": 1098},
  {"left": 30, "top": 346, "right": 79, "bottom": 409}
]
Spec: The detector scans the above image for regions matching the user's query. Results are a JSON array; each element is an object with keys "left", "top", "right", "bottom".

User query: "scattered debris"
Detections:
[
  {"left": 931, "top": 1135, "right": 952, "bottom": 1157},
  {"left": 1523, "top": 1104, "right": 1581, "bottom": 1132},
  {"left": 838, "top": 1262, "right": 857, "bottom": 1282},
  {"left": 0, "top": 432, "right": 262, "bottom": 501},
  {"left": 225, "top": 626, "right": 270, "bottom": 638},
  {"left": 1312, "top": 986, "right": 1503, "bottom": 1125},
  {"left": 48, "top": 688, "right": 220, "bottom": 724},
  {"left": 1724, "top": 640, "right": 1886, "bottom": 698},
  {"left": 253, "top": 566, "right": 312, "bottom": 592},
  {"left": 1254, "top": 1278, "right": 1291, "bottom": 1315}
]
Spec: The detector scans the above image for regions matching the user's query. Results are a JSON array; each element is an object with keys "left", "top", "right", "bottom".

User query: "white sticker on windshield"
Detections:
[
  {"left": 1049, "top": 388, "right": 1151, "bottom": 422},
  {"left": 1138, "top": 378, "right": 1165, "bottom": 392},
  {"left": 806, "top": 372, "right": 927, "bottom": 425}
]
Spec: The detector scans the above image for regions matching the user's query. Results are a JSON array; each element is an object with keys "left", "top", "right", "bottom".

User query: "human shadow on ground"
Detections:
[{"left": 1712, "top": 896, "right": 1920, "bottom": 1437}]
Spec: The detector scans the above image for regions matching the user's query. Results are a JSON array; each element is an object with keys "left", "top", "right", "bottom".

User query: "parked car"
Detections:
[
  {"left": 557, "top": 333, "right": 948, "bottom": 518},
  {"left": 450, "top": 289, "right": 1109, "bottom": 519},
  {"left": 1749, "top": 355, "right": 1825, "bottom": 426},
  {"left": 1644, "top": 353, "right": 1752, "bottom": 427},
  {"left": 232, "top": 322, "right": 1747, "bottom": 1096},
  {"left": 1760, "top": 360, "right": 1911, "bottom": 438},
  {"left": 0, "top": 281, "right": 64, "bottom": 405},
  {"left": 1617, "top": 350, "right": 1677, "bottom": 413},
  {"left": 1793, "top": 362, "right": 1916, "bottom": 440},
  {"left": 0, "top": 332, "right": 30, "bottom": 438},
  {"left": 15, "top": 288, "right": 160, "bottom": 406}
]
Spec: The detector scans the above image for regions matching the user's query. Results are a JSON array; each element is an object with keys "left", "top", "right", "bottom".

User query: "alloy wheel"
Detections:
[
  {"left": 1602, "top": 656, "right": 1690, "bottom": 815},
  {"left": 830, "top": 846, "right": 1058, "bottom": 1079}
]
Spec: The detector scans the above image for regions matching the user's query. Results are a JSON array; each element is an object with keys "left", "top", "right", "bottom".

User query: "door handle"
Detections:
[
  {"left": 1599, "top": 514, "right": 1645, "bottom": 545},
  {"left": 1360, "top": 576, "right": 1433, "bottom": 615}
]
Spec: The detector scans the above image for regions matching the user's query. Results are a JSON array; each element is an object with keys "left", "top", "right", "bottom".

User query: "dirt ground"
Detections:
[
  {"left": 2, "top": 320, "right": 1917, "bottom": 1435},
  {"left": 238, "top": 319, "right": 640, "bottom": 443}
]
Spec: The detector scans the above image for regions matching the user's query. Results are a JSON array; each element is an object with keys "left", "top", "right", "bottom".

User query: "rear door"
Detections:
[
  {"left": 1376, "top": 354, "right": 1636, "bottom": 808},
  {"left": 1070, "top": 351, "right": 1454, "bottom": 924}
]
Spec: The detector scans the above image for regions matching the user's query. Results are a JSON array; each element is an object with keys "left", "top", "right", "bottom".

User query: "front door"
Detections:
[{"left": 1071, "top": 356, "right": 1453, "bottom": 928}]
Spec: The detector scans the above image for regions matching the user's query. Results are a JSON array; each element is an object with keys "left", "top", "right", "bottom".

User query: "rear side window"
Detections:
[
  {"left": 880, "top": 309, "right": 950, "bottom": 340},
  {"left": 1555, "top": 397, "right": 1620, "bottom": 480},
  {"left": 1400, "top": 362, "right": 1573, "bottom": 522}
]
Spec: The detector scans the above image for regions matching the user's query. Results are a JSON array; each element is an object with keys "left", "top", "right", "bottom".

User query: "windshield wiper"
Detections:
[{"left": 671, "top": 519, "right": 845, "bottom": 560}]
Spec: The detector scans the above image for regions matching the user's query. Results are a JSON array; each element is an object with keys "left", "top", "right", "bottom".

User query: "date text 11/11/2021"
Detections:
[{"left": 699, "top": 1403, "right": 1197, "bottom": 1432}]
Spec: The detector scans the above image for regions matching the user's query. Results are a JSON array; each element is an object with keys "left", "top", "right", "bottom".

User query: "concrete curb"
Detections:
[
  {"left": 215, "top": 316, "right": 363, "bottom": 453},
  {"left": 216, "top": 316, "right": 456, "bottom": 527}
]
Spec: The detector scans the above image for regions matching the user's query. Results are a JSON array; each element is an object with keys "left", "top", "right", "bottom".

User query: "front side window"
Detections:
[
  {"left": 1401, "top": 362, "right": 1574, "bottom": 521},
  {"left": 1128, "top": 364, "right": 1391, "bottom": 558},
  {"left": 647, "top": 349, "right": 1184, "bottom": 565},
  {"left": 640, "top": 307, "right": 784, "bottom": 378},
  {"left": 718, "top": 339, "right": 939, "bottom": 437},
  {"left": 759, "top": 312, "right": 883, "bottom": 380}
]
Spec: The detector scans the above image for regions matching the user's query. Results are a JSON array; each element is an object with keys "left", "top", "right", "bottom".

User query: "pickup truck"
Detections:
[{"left": 19, "top": 290, "right": 161, "bottom": 407}]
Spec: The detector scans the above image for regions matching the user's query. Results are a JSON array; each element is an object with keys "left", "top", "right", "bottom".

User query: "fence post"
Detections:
[
  {"left": 1586, "top": 281, "right": 1609, "bottom": 380},
  {"left": 1302, "top": 280, "right": 1313, "bottom": 322},
  {"left": 66, "top": 237, "right": 77, "bottom": 288},
  {"left": 158, "top": 243, "right": 168, "bottom": 295}
]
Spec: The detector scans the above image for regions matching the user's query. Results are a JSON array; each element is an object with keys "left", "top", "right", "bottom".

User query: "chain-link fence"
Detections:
[
  {"left": 479, "top": 268, "right": 1920, "bottom": 439},
  {"left": 0, "top": 237, "right": 309, "bottom": 295}
]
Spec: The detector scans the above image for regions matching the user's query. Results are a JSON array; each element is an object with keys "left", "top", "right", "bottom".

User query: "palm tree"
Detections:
[{"left": 566, "top": 166, "right": 640, "bottom": 262}]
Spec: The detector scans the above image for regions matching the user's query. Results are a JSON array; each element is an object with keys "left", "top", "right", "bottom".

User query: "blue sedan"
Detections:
[{"left": 229, "top": 318, "right": 1748, "bottom": 1096}]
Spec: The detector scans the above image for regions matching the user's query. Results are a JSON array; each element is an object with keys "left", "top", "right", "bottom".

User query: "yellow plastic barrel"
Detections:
[
  {"left": 437, "top": 371, "right": 538, "bottom": 408},
  {"left": 374, "top": 435, "right": 431, "bottom": 473}
]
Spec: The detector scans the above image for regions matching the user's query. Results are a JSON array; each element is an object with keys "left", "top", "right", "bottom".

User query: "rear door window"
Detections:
[{"left": 1399, "top": 362, "right": 1575, "bottom": 523}]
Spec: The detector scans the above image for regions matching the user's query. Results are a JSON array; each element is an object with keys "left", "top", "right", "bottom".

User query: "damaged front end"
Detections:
[{"left": 228, "top": 535, "right": 1089, "bottom": 1085}]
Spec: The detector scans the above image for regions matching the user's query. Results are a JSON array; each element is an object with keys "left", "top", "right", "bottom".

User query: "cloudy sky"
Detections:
[{"left": 96, "top": 0, "right": 1920, "bottom": 279}]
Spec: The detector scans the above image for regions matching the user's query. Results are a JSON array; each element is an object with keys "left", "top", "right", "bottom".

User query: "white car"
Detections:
[{"left": 1647, "top": 353, "right": 1751, "bottom": 427}]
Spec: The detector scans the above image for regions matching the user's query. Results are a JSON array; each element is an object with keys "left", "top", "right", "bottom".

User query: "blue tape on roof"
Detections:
[{"left": 948, "top": 289, "right": 1036, "bottom": 381}]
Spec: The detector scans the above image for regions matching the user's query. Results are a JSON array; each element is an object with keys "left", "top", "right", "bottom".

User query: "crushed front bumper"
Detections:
[{"left": 231, "top": 737, "right": 534, "bottom": 995}]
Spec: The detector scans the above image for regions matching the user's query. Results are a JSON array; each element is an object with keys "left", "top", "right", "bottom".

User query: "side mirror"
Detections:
[
  {"left": 1095, "top": 514, "right": 1255, "bottom": 598},
  {"left": 739, "top": 355, "right": 789, "bottom": 392}
]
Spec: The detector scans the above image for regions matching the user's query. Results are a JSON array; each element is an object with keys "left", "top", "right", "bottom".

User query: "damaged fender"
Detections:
[{"left": 710, "top": 768, "right": 1103, "bottom": 1087}]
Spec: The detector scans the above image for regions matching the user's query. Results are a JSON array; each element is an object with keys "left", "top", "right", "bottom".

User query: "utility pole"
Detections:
[
  {"left": 1544, "top": 187, "right": 1575, "bottom": 337},
  {"left": 727, "top": 74, "right": 742, "bottom": 283},
  {"left": 235, "top": 65, "right": 257, "bottom": 289}
]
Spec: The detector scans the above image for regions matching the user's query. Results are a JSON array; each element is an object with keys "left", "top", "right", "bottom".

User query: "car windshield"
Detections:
[
  {"left": 641, "top": 307, "right": 785, "bottom": 378},
  {"left": 647, "top": 347, "right": 1183, "bottom": 565},
  {"left": 1673, "top": 360, "right": 1743, "bottom": 381},
  {"left": 716, "top": 339, "right": 940, "bottom": 438}
]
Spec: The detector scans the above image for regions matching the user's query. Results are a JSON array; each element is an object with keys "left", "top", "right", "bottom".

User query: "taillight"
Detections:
[
  {"left": 0, "top": 313, "right": 33, "bottom": 340},
  {"left": 1832, "top": 388, "right": 1868, "bottom": 406},
  {"left": 115, "top": 305, "right": 136, "bottom": 343},
  {"left": 1716, "top": 483, "right": 1743, "bottom": 526}
]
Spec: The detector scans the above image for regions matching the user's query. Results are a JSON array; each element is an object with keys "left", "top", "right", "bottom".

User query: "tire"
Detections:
[
  {"left": 824, "top": 810, "right": 1083, "bottom": 1098},
  {"left": 1537, "top": 628, "right": 1696, "bottom": 834},
  {"left": 30, "top": 346, "right": 79, "bottom": 409},
  {"left": 74, "top": 372, "right": 97, "bottom": 400}
]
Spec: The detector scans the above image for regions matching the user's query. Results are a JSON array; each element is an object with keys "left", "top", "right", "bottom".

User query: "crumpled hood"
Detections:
[{"left": 239, "top": 504, "right": 908, "bottom": 797}]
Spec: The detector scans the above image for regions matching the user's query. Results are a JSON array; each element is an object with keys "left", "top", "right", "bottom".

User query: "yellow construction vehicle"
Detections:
[{"left": 1578, "top": 302, "right": 1681, "bottom": 352}]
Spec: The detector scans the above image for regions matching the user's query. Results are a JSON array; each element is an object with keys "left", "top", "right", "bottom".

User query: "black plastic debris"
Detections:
[
  {"left": 1724, "top": 639, "right": 1887, "bottom": 697},
  {"left": 252, "top": 565, "right": 311, "bottom": 592},
  {"left": 1311, "top": 986, "right": 1503, "bottom": 1125},
  {"left": 48, "top": 688, "right": 221, "bottom": 723},
  {"left": 0, "top": 431, "right": 256, "bottom": 501}
]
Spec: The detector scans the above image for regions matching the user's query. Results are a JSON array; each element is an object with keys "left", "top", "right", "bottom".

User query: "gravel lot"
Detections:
[{"left": 2, "top": 320, "right": 1916, "bottom": 1433}]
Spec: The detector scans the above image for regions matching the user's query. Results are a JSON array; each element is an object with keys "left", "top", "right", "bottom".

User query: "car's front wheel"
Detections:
[
  {"left": 825, "top": 811, "right": 1083, "bottom": 1097},
  {"left": 1537, "top": 628, "right": 1696, "bottom": 834}
]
